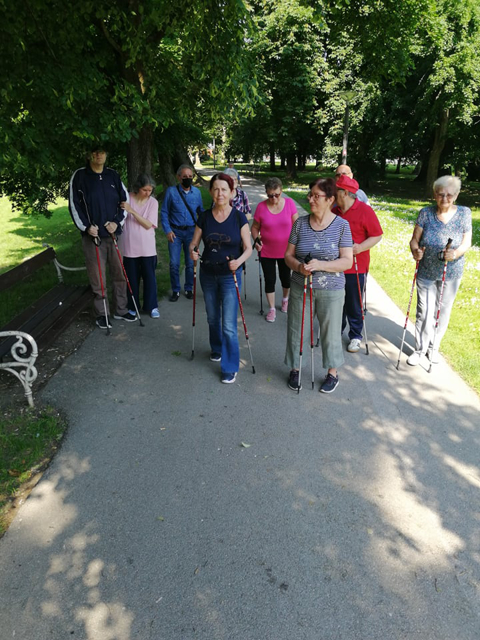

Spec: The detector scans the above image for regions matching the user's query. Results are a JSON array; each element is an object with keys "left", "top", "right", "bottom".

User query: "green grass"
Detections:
[{"left": 0, "top": 405, "right": 66, "bottom": 536}]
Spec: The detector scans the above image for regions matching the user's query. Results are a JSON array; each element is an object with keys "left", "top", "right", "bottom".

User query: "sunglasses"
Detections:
[{"left": 267, "top": 193, "right": 282, "bottom": 199}]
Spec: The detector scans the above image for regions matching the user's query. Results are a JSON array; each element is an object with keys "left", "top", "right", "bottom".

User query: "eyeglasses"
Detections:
[
  {"left": 307, "top": 192, "right": 328, "bottom": 201},
  {"left": 436, "top": 193, "right": 455, "bottom": 200},
  {"left": 266, "top": 193, "right": 282, "bottom": 199}
]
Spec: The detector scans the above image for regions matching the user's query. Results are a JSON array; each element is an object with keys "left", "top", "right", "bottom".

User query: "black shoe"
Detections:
[
  {"left": 113, "top": 312, "right": 138, "bottom": 322},
  {"left": 185, "top": 290, "right": 193, "bottom": 300},
  {"left": 320, "top": 373, "right": 339, "bottom": 394},
  {"left": 169, "top": 292, "right": 180, "bottom": 302},
  {"left": 210, "top": 352, "right": 221, "bottom": 362},
  {"left": 288, "top": 369, "right": 302, "bottom": 391},
  {"left": 96, "top": 315, "right": 112, "bottom": 329}
]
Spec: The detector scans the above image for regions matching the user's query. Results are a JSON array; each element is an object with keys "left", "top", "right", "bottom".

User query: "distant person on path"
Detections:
[
  {"left": 69, "top": 144, "right": 134, "bottom": 329},
  {"left": 335, "top": 164, "right": 369, "bottom": 204},
  {"left": 225, "top": 161, "right": 241, "bottom": 185},
  {"left": 284, "top": 177, "right": 353, "bottom": 393},
  {"left": 190, "top": 173, "right": 252, "bottom": 384},
  {"left": 407, "top": 176, "right": 472, "bottom": 366},
  {"left": 119, "top": 174, "right": 160, "bottom": 319},
  {"left": 251, "top": 178, "right": 298, "bottom": 322},
  {"left": 161, "top": 164, "right": 203, "bottom": 301},
  {"left": 224, "top": 168, "right": 252, "bottom": 220},
  {"left": 333, "top": 175, "right": 383, "bottom": 353}
]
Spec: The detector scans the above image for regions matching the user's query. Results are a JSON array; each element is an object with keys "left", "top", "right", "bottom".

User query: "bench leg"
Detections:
[{"left": 0, "top": 332, "right": 39, "bottom": 407}]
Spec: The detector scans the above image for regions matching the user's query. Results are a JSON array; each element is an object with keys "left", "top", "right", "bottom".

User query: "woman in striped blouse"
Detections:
[{"left": 284, "top": 177, "right": 353, "bottom": 394}]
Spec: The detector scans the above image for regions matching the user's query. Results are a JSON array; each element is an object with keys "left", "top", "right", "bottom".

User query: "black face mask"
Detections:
[{"left": 181, "top": 177, "right": 193, "bottom": 188}]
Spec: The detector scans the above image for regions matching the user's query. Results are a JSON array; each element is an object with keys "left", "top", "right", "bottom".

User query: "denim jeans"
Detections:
[
  {"left": 342, "top": 272, "right": 366, "bottom": 340},
  {"left": 168, "top": 227, "right": 195, "bottom": 293},
  {"left": 200, "top": 269, "right": 241, "bottom": 374}
]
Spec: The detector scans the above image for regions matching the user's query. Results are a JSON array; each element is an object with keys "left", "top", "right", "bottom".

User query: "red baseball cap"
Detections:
[{"left": 336, "top": 175, "right": 359, "bottom": 194}]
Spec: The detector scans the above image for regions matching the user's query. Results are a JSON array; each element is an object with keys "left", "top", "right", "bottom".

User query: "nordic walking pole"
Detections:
[
  {"left": 428, "top": 238, "right": 453, "bottom": 373},
  {"left": 297, "top": 254, "right": 311, "bottom": 394},
  {"left": 243, "top": 262, "right": 247, "bottom": 301},
  {"left": 309, "top": 273, "right": 314, "bottom": 389},
  {"left": 191, "top": 247, "right": 199, "bottom": 360},
  {"left": 254, "top": 236, "right": 264, "bottom": 315},
  {"left": 316, "top": 324, "right": 320, "bottom": 348},
  {"left": 306, "top": 256, "right": 314, "bottom": 389},
  {"left": 93, "top": 237, "right": 111, "bottom": 335},
  {"left": 109, "top": 232, "right": 144, "bottom": 326},
  {"left": 354, "top": 255, "right": 369, "bottom": 355},
  {"left": 228, "top": 258, "right": 255, "bottom": 374},
  {"left": 396, "top": 259, "right": 420, "bottom": 370}
]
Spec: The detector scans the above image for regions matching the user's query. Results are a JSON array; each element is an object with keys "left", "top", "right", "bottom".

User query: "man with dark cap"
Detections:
[{"left": 69, "top": 144, "right": 135, "bottom": 329}]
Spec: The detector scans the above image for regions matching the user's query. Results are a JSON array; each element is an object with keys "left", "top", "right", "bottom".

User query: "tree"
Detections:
[{"left": 0, "top": 0, "right": 258, "bottom": 214}]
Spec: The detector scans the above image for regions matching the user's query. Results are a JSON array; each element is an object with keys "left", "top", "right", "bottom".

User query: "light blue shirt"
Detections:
[{"left": 160, "top": 185, "right": 204, "bottom": 234}]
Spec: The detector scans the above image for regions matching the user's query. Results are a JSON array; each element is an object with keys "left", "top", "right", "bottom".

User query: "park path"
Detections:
[{"left": 0, "top": 173, "right": 479, "bottom": 640}]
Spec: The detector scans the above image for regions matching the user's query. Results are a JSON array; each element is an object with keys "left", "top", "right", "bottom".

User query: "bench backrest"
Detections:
[{"left": 0, "top": 247, "right": 56, "bottom": 292}]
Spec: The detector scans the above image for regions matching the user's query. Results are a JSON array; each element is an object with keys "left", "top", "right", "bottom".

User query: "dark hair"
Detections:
[
  {"left": 209, "top": 172, "right": 234, "bottom": 192},
  {"left": 131, "top": 173, "right": 156, "bottom": 194},
  {"left": 265, "top": 177, "right": 283, "bottom": 191},
  {"left": 309, "top": 177, "right": 337, "bottom": 199}
]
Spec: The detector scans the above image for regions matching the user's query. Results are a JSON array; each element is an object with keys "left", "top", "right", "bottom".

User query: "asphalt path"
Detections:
[{"left": 0, "top": 173, "right": 479, "bottom": 639}]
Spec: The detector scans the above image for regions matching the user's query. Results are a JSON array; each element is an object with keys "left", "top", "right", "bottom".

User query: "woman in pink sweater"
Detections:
[{"left": 251, "top": 178, "right": 298, "bottom": 322}]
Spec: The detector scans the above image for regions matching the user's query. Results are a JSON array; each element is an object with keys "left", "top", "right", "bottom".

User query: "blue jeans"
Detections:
[
  {"left": 342, "top": 273, "right": 366, "bottom": 340},
  {"left": 200, "top": 269, "right": 241, "bottom": 374},
  {"left": 168, "top": 227, "right": 195, "bottom": 293}
]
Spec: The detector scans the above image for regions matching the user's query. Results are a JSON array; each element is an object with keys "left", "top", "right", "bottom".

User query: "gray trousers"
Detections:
[
  {"left": 82, "top": 235, "right": 128, "bottom": 317},
  {"left": 285, "top": 280, "right": 345, "bottom": 370},
  {"left": 415, "top": 276, "right": 461, "bottom": 353}
]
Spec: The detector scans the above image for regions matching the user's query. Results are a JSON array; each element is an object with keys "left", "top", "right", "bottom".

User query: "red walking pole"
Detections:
[
  {"left": 110, "top": 233, "right": 144, "bottom": 326},
  {"left": 354, "top": 255, "right": 369, "bottom": 354}
]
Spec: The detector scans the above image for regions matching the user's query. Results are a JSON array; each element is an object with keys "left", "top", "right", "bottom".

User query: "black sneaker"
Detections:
[
  {"left": 169, "top": 292, "right": 180, "bottom": 302},
  {"left": 210, "top": 352, "right": 221, "bottom": 362},
  {"left": 96, "top": 315, "right": 112, "bottom": 329},
  {"left": 113, "top": 312, "right": 138, "bottom": 322},
  {"left": 288, "top": 369, "right": 302, "bottom": 391},
  {"left": 185, "top": 290, "right": 193, "bottom": 300},
  {"left": 320, "top": 373, "right": 339, "bottom": 394}
]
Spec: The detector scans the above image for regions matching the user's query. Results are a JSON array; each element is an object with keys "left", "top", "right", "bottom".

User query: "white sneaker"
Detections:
[
  {"left": 407, "top": 351, "right": 423, "bottom": 366},
  {"left": 347, "top": 338, "right": 361, "bottom": 353}
]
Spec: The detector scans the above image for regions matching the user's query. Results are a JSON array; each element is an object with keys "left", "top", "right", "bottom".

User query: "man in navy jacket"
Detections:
[{"left": 69, "top": 145, "right": 135, "bottom": 328}]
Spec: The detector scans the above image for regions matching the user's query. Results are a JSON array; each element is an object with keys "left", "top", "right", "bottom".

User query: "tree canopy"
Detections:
[{"left": 1, "top": 0, "right": 480, "bottom": 213}]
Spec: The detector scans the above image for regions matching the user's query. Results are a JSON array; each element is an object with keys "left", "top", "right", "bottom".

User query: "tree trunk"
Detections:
[
  {"left": 395, "top": 157, "right": 402, "bottom": 174},
  {"left": 126, "top": 126, "right": 154, "bottom": 189},
  {"left": 269, "top": 142, "right": 276, "bottom": 172},
  {"left": 285, "top": 152, "right": 297, "bottom": 178},
  {"left": 280, "top": 153, "right": 285, "bottom": 169},
  {"left": 424, "top": 109, "right": 449, "bottom": 197},
  {"left": 380, "top": 156, "right": 386, "bottom": 175}
]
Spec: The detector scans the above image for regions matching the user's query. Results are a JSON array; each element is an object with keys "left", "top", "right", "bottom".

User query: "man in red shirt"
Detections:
[{"left": 333, "top": 175, "right": 383, "bottom": 352}]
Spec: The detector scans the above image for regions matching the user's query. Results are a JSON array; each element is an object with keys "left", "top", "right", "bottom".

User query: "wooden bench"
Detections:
[{"left": 0, "top": 246, "right": 91, "bottom": 406}]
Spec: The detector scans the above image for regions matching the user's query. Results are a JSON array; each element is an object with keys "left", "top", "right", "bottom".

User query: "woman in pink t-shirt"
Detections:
[
  {"left": 251, "top": 178, "right": 298, "bottom": 322},
  {"left": 120, "top": 174, "right": 159, "bottom": 318}
]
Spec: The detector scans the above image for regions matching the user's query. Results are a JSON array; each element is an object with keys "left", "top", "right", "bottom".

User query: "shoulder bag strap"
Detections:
[{"left": 176, "top": 185, "right": 198, "bottom": 225}]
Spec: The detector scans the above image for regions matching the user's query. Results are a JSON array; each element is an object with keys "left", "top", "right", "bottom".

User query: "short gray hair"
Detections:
[
  {"left": 176, "top": 164, "right": 193, "bottom": 176},
  {"left": 433, "top": 175, "right": 461, "bottom": 196},
  {"left": 224, "top": 168, "right": 238, "bottom": 181},
  {"left": 265, "top": 177, "right": 282, "bottom": 192}
]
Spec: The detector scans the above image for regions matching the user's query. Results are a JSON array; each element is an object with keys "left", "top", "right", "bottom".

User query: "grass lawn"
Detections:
[{"left": 0, "top": 406, "right": 66, "bottom": 537}]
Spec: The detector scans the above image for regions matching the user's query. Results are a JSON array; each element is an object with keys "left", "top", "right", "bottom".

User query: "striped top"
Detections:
[{"left": 288, "top": 215, "right": 353, "bottom": 290}]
